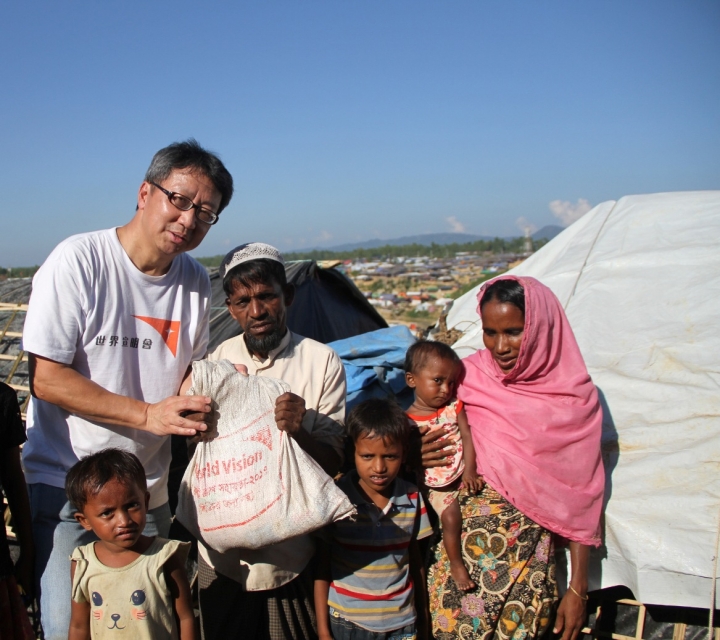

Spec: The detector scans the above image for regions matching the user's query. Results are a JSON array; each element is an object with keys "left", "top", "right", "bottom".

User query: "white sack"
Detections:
[
  {"left": 446, "top": 191, "right": 720, "bottom": 608},
  {"left": 176, "top": 359, "right": 356, "bottom": 552}
]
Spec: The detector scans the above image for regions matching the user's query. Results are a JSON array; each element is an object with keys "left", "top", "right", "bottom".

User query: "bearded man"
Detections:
[{"left": 198, "top": 242, "right": 346, "bottom": 640}]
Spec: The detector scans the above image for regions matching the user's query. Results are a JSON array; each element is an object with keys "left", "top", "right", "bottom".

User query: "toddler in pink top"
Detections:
[{"left": 405, "top": 341, "right": 483, "bottom": 591}]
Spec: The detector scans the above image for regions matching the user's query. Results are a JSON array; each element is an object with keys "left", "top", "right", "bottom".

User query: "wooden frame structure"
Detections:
[{"left": 0, "top": 302, "right": 29, "bottom": 418}]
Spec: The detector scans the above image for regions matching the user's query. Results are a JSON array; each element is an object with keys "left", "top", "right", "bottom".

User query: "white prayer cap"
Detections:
[{"left": 219, "top": 242, "right": 285, "bottom": 279}]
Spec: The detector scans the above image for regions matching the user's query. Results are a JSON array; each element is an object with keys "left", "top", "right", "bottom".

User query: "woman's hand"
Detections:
[
  {"left": 462, "top": 469, "right": 484, "bottom": 494},
  {"left": 553, "top": 588, "right": 587, "bottom": 640},
  {"left": 419, "top": 425, "right": 456, "bottom": 469},
  {"left": 555, "top": 541, "right": 590, "bottom": 640}
]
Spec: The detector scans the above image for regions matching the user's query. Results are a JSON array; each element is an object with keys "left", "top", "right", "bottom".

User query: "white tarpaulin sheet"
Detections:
[{"left": 446, "top": 191, "right": 720, "bottom": 608}]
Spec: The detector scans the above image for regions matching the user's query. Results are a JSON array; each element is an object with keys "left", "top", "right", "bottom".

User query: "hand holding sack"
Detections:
[{"left": 176, "top": 359, "right": 355, "bottom": 552}]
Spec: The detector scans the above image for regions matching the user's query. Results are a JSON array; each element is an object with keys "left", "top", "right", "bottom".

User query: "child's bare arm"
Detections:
[
  {"left": 458, "top": 408, "right": 484, "bottom": 493},
  {"left": 409, "top": 539, "right": 429, "bottom": 639},
  {"left": 68, "top": 561, "right": 91, "bottom": 640},
  {"left": 313, "top": 539, "right": 333, "bottom": 640},
  {"left": 165, "top": 551, "right": 196, "bottom": 640}
]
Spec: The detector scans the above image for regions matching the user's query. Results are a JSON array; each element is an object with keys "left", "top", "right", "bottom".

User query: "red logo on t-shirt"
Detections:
[{"left": 133, "top": 316, "right": 181, "bottom": 356}]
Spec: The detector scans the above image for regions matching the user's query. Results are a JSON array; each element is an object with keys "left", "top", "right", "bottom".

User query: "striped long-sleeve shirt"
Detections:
[{"left": 326, "top": 472, "right": 433, "bottom": 632}]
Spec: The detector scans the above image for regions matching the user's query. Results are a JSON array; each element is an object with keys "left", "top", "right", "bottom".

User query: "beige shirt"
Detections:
[
  {"left": 198, "top": 330, "right": 346, "bottom": 590},
  {"left": 71, "top": 538, "right": 190, "bottom": 640}
]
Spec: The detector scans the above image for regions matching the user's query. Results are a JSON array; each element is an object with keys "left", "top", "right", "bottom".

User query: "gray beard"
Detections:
[{"left": 244, "top": 328, "right": 285, "bottom": 356}]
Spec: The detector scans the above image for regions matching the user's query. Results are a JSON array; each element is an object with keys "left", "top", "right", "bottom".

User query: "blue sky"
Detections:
[{"left": 1, "top": 1, "right": 718, "bottom": 266}]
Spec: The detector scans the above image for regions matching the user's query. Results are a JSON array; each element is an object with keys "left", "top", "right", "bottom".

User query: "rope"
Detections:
[{"left": 562, "top": 200, "right": 618, "bottom": 311}]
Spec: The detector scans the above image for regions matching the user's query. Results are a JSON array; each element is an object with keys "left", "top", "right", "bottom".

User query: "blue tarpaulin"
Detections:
[{"left": 329, "top": 326, "right": 417, "bottom": 410}]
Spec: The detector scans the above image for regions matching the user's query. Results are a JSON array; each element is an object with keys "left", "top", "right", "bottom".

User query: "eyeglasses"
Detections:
[{"left": 149, "top": 181, "right": 219, "bottom": 225}]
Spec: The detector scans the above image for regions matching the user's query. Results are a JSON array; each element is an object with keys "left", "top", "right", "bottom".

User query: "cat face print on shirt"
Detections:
[{"left": 90, "top": 588, "right": 148, "bottom": 631}]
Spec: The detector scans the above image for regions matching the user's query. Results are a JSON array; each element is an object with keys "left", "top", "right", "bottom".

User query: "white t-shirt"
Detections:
[{"left": 22, "top": 228, "right": 210, "bottom": 508}]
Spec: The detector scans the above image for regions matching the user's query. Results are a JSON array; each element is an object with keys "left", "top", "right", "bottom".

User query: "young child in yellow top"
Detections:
[
  {"left": 66, "top": 449, "right": 195, "bottom": 640},
  {"left": 404, "top": 340, "right": 483, "bottom": 592}
]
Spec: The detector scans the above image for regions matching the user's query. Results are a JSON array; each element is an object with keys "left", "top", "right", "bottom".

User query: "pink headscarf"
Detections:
[{"left": 458, "top": 276, "right": 604, "bottom": 546}]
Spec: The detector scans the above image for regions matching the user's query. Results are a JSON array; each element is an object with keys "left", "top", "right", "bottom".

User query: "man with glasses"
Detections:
[{"left": 22, "top": 139, "right": 233, "bottom": 639}]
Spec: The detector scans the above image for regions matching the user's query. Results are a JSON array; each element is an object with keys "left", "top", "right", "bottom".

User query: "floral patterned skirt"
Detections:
[{"left": 427, "top": 485, "right": 557, "bottom": 640}]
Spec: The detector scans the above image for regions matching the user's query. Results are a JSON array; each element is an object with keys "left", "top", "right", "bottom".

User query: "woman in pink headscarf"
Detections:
[{"left": 424, "top": 276, "right": 604, "bottom": 640}]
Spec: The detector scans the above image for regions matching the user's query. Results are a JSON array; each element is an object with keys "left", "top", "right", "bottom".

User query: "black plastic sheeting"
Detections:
[
  {"left": 207, "top": 261, "right": 387, "bottom": 351},
  {"left": 582, "top": 586, "right": 718, "bottom": 640}
]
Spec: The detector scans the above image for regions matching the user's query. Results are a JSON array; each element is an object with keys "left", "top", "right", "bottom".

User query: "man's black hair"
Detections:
[
  {"left": 144, "top": 138, "right": 234, "bottom": 213},
  {"left": 65, "top": 448, "right": 147, "bottom": 512},
  {"left": 346, "top": 398, "right": 410, "bottom": 450},
  {"left": 480, "top": 278, "right": 526, "bottom": 316},
  {"left": 404, "top": 340, "right": 461, "bottom": 374},
  {"left": 222, "top": 259, "right": 288, "bottom": 297}
]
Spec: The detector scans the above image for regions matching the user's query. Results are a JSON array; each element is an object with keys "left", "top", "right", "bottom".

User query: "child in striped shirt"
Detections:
[{"left": 314, "top": 398, "right": 432, "bottom": 640}]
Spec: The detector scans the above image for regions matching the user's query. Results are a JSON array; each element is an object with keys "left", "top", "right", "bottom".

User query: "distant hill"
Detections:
[
  {"left": 197, "top": 230, "right": 560, "bottom": 267},
  {"left": 310, "top": 233, "right": 495, "bottom": 253},
  {"left": 532, "top": 225, "right": 564, "bottom": 241},
  {"left": 297, "top": 229, "right": 565, "bottom": 252}
]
